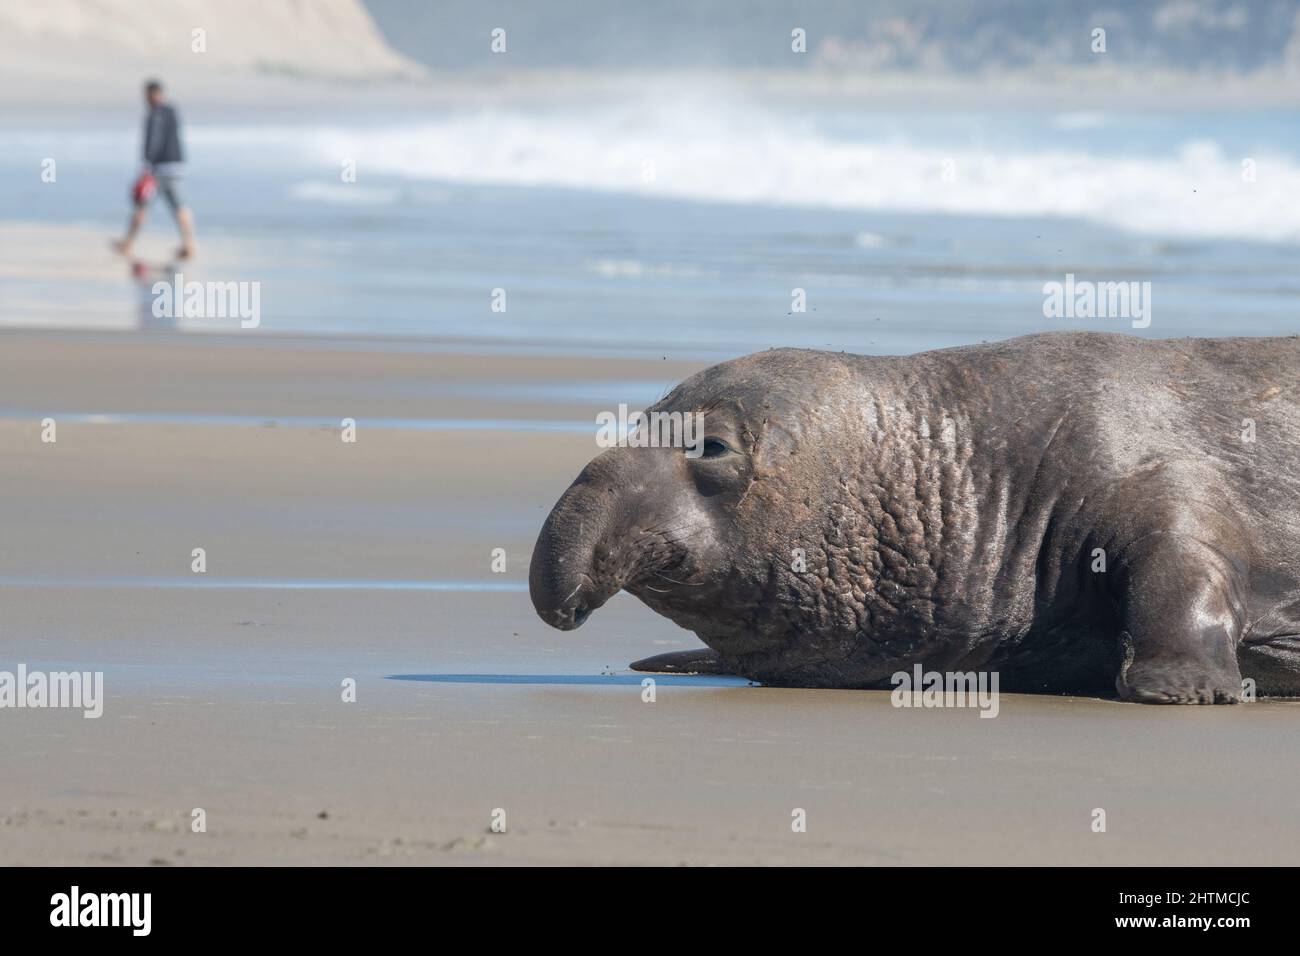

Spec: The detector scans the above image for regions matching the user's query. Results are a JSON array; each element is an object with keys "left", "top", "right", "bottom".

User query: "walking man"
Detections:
[{"left": 114, "top": 79, "right": 196, "bottom": 259}]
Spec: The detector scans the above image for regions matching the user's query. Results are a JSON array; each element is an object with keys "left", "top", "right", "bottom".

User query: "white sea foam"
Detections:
[
  {"left": 284, "top": 106, "right": 1300, "bottom": 243},
  {"left": 289, "top": 180, "right": 400, "bottom": 205}
]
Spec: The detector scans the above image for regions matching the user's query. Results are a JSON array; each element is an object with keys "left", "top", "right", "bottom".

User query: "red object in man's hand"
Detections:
[{"left": 131, "top": 172, "right": 157, "bottom": 205}]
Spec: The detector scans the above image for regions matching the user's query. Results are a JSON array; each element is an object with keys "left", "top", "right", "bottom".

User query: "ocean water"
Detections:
[{"left": 4, "top": 99, "right": 1298, "bottom": 357}]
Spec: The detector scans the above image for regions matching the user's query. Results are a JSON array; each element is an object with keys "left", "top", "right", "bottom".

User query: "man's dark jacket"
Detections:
[{"left": 144, "top": 104, "right": 183, "bottom": 167}]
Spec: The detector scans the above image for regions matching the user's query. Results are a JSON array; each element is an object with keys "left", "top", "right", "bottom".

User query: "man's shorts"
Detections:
[{"left": 153, "top": 174, "right": 184, "bottom": 213}]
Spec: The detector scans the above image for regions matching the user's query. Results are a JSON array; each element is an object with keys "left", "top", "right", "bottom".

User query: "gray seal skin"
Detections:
[{"left": 529, "top": 332, "right": 1300, "bottom": 703}]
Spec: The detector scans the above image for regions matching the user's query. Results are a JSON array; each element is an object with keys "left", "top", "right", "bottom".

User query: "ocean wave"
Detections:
[
  {"left": 10, "top": 101, "right": 1300, "bottom": 242},
  {"left": 290, "top": 107, "right": 1300, "bottom": 243}
]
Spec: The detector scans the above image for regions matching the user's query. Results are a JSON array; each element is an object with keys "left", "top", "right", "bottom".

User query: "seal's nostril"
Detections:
[{"left": 542, "top": 603, "right": 590, "bottom": 631}]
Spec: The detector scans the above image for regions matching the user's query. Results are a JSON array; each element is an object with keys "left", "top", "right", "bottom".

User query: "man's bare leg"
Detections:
[
  {"left": 112, "top": 206, "right": 148, "bottom": 256},
  {"left": 175, "top": 207, "right": 196, "bottom": 259}
]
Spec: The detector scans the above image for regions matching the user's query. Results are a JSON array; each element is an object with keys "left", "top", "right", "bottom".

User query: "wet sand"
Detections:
[{"left": 3, "top": 330, "right": 1299, "bottom": 866}]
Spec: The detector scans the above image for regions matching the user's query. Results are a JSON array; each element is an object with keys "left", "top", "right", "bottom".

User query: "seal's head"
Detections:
[{"left": 529, "top": 349, "right": 877, "bottom": 668}]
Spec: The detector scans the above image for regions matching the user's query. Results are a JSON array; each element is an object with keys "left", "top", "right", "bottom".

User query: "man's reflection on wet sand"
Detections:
[{"left": 130, "top": 259, "right": 178, "bottom": 330}]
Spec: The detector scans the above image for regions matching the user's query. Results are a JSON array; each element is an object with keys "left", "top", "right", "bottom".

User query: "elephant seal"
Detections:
[{"left": 529, "top": 332, "right": 1300, "bottom": 703}]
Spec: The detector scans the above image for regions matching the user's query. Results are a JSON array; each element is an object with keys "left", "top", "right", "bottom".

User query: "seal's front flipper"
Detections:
[
  {"left": 1114, "top": 530, "right": 1244, "bottom": 704},
  {"left": 630, "top": 649, "right": 730, "bottom": 675}
]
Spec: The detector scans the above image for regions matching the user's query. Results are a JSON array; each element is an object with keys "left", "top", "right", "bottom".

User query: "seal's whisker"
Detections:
[{"left": 656, "top": 571, "right": 704, "bottom": 587}]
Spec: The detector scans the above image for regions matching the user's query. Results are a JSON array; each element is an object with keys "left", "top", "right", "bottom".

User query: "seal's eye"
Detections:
[{"left": 700, "top": 437, "right": 730, "bottom": 459}]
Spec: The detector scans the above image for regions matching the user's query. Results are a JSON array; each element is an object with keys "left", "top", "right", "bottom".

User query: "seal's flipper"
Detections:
[
  {"left": 1114, "top": 529, "right": 1245, "bottom": 704},
  {"left": 629, "top": 649, "right": 730, "bottom": 675}
]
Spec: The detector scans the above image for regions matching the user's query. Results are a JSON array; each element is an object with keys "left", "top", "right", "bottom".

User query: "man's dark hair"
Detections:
[{"left": 144, "top": 79, "right": 163, "bottom": 95}]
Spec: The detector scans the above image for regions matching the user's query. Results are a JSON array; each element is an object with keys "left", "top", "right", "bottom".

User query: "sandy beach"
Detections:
[
  {"left": 4, "top": 0, "right": 1300, "bottom": 877},
  {"left": 3, "top": 330, "right": 1298, "bottom": 866}
]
